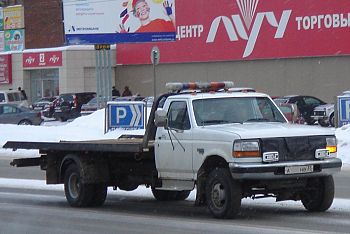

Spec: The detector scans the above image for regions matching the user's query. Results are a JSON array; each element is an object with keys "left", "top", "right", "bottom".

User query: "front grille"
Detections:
[
  {"left": 261, "top": 136, "right": 328, "bottom": 162},
  {"left": 314, "top": 111, "right": 325, "bottom": 116}
]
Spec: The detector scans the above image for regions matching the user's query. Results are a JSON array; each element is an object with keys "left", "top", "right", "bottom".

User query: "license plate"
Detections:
[
  {"left": 285, "top": 165, "right": 314, "bottom": 175},
  {"left": 34, "top": 107, "right": 42, "bottom": 110}
]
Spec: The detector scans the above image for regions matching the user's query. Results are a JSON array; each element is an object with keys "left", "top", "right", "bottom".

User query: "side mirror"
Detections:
[{"left": 155, "top": 109, "right": 168, "bottom": 128}]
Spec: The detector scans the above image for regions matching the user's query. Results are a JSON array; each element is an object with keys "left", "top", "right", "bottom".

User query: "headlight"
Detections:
[
  {"left": 233, "top": 140, "right": 260, "bottom": 158},
  {"left": 326, "top": 136, "right": 337, "bottom": 153}
]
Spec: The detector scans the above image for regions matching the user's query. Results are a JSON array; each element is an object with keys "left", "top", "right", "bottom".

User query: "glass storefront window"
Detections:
[{"left": 30, "top": 69, "right": 59, "bottom": 103}]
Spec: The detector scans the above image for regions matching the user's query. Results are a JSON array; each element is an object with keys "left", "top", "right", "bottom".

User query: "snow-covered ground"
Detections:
[{"left": 0, "top": 109, "right": 349, "bottom": 165}]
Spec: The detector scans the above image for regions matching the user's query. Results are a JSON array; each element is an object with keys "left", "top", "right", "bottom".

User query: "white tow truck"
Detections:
[{"left": 4, "top": 82, "right": 342, "bottom": 219}]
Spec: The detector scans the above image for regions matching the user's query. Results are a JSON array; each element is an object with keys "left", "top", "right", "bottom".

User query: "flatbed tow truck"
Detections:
[{"left": 4, "top": 82, "right": 342, "bottom": 218}]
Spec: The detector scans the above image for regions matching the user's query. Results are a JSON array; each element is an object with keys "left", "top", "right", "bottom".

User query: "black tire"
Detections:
[
  {"left": 318, "top": 119, "right": 329, "bottom": 127},
  {"left": 329, "top": 113, "right": 335, "bottom": 127},
  {"left": 18, "top": 119, "right": 32, "bottom": 125},
  {"left": 206, "top": 168, "right": 241, "bottom": 219},
  {"left": 64, "top": 164, "right": 94, "bottom": 207},
  {"left": 306, "top": 118, "right": 316, "bottom": 125},
  {"left": 301, "top": 176, "right": 334, "bottom": 212},
  {"left": 60, "top": 117, "right": 67, "bottom": 122},
  {"left": 90, "top": 183, "right": 108, "bottom": 207}
]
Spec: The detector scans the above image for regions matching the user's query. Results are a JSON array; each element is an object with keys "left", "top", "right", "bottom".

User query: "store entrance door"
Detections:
[{"left": 30, "top": 69, "right": 59, "bottom": 103}]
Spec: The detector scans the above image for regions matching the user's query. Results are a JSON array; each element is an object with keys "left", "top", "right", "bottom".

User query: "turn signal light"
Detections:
[{"left": 326, "top": 146, "right": 337, "bottom": 153}]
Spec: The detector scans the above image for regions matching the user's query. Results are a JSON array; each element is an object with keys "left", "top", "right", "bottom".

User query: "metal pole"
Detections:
[
  {"left": 95, "top": 50, "right": 101, "bottom": 109},
  {"left": 153, "top": 62, "right": 156, "bottom": 99},
  {"left": 102, "top": 49, "right": 107, "bottom": 106},
  {"left": 107, "top": 49, "right": 112, "bottom": 101}
]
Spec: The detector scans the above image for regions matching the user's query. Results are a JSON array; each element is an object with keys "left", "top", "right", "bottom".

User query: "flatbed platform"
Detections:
[{"left": 3, "top": 138, "right": 155, "bottom": 153}]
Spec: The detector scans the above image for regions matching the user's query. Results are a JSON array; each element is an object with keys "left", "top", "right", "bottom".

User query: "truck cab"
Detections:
[{"left": 154, "top": 82, "right": 341, "bottom": 218}]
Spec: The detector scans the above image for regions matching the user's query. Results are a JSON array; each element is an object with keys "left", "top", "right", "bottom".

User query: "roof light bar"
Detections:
[{"left": 166, "top": 81, "right": 234, "bottom": 92}]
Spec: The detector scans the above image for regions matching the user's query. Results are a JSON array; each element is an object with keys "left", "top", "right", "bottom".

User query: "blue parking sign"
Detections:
[
  {"left": 338, "top": 96, "right": 350, "bottom": 126},
  {"left": 107, "top": 102, "right": 145, "bottom": 131}
]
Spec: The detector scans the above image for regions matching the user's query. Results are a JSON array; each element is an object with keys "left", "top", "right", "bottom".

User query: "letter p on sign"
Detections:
[{"left": 116, "top": 107, "right": 127, "bottom": 124}]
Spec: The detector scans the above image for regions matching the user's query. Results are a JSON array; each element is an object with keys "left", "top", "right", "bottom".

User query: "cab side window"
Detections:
[{"left": 167, "top": 101, "right": 191, "bottom": 130}]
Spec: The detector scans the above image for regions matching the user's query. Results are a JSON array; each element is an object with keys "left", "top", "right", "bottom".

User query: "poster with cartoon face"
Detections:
[
  {"left": 4, "top": 29, "right": 25, "bottom": 51},
  {"left": 63, "top": 0, "right": 176, "bottom": 44}
]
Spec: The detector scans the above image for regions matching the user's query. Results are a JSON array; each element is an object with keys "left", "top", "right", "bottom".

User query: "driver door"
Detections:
[{"left": 155, "top": 101, "right": 194, "bottom": 180}]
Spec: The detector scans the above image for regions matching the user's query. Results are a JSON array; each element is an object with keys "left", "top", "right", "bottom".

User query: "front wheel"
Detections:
[
  {"left": 301, "top": 176, "right": 334, "bottom": 212},
  {"left": 206, "top": 168, "right": 242, "bottom": 219},
  {"left": 318, "top": 119, "right": 329, "bottom": 127},
  {"left": 64, "top": 164, "right": 94, "bottom": 207}
]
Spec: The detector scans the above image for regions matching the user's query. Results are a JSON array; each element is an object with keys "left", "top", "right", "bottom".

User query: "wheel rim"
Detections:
[
  {"left": 19, "top": 121, "right": 30, "bottom": 125},
  {"left": 211, "top": 182, "right": 226, "bottom": 209},
  {"left": 68, "top": 173, "right": 80, "bottom": 199}
]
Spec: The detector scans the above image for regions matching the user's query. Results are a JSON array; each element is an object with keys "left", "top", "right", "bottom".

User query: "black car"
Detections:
[
  {"left": 32, "top": 96, "right": 58, "bottom": 111},
  {"left": 53, "top": 92, "right": 96, "bottom": 121},
  {"left": 273, "top": 95, "right": 326, "bottom": 125}
]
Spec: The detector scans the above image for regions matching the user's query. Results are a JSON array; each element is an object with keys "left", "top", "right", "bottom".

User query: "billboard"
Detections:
[
  {"left": 4, "top": 29, "right": 24, "bottom": 51},
  {"left": 63, "top": 0, "right": 176, "bottom": 44},
  {"left": 3, "top": 5, "right": 24, "bottom": 30},
  {"left": 23, "top": 51, "right": 63, "bottom": 68},
  {"left": 116, "top": 0, "right": 350, "bottom": 64},
  {"left": 0, "top": 54, "right": 12, "bottom": 85}
]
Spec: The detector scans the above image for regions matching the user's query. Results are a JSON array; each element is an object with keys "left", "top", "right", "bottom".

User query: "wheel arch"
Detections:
[
  {"left": 60, "top": 153, "right": 110, "bottom": 184},
  {"left": 59, "top": 154, "right": 81, "bottom": 183},
  {"left": 195, "top": 155, "right": 229, "bottom": 205}
]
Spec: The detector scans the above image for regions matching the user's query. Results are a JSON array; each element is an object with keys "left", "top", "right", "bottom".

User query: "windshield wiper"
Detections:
[
  {"left": 201, "top": 120, "right": 230, "bottom": 125},
  {"left": 244, "top": 118, "right": 270, "bottom": 122}
]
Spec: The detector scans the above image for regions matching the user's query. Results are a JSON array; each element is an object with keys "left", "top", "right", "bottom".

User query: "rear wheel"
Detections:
[
  {"left": 301, "top": 176, "right": 334, "bottom": 212},
  {"left": 90, "top": 183, "right": 107, "bottom": 207},
  {"left": 206, "top": 168, "right": 241, "bottom": 219},
  {"left": 64, "top": 164, "right": 94, "bottom": 207},
  {"left": 18, "top": 119, "right": 32, "bottom": 125}
]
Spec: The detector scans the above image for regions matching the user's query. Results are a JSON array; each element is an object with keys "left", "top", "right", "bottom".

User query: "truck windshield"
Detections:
[{"left": 192, "top": 97, "right": 286, "bottom": 126}]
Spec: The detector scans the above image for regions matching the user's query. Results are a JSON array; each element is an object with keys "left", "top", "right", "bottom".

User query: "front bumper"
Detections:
[{"left": 229, "top": 158, "right": 342, "bottom": 180}]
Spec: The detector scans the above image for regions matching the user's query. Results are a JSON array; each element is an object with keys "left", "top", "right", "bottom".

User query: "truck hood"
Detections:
[{"left": 203, "top": 123, "right": 335, "bottom": 139}]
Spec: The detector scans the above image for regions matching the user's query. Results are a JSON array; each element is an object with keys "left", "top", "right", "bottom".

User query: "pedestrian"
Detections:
[
  {"left": 18, "top": 87, "right": 27, "bottom": 100},
  {"left": 122, "top": 86, "right": 132, "bottom": 96},
  {"left": 112, "top": 86, "right": 120, "bottom": 96}
]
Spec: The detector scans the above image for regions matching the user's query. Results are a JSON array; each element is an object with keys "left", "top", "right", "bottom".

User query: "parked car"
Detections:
[
  {"left": 312, "top": 103, "right": 335, "bottom": 127},
  {"left": 0, "top": 90, "right": 30, "bottom": 108},
  {"left": 277, "top": 103, "right": 305, "bottom": 124},
  {"left": 273, "top": 95, "right": 326, "bottom": 125},
  {"left": 0, "top": 103, "right": 42, "bottom": 125},
  {"left": 53, "top": 92, "right": 96, "bottom": 121},
  {"left": 81, "top": 95, "right": 146, "bottom": 116},
  {"left": 31, "top": 96, "right": 58, "bottom": 111}
]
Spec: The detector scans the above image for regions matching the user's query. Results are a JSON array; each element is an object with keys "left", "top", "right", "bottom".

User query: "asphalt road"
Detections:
[{"left": 0, "top": 156, "right": 349, "bottom": 234}]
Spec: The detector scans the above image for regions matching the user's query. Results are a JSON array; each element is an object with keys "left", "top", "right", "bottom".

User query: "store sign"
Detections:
[
  {"left": 23, "top": 51, "right": 63, "bottom": 68},
  {"left": 0, "top": 54, "right": 12, "bottom": 85},
  {"left": 63, "top": 0, "right": 176, "bottom": 44},
  {"left": 3, "top": 5, "right": 24, "bottom": 30},
  {"left": 116, "top": 0, "right": 350, "bottom": 64},
  {"left": 4, "top": 29, "right": 24, "bottom": 51}
]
